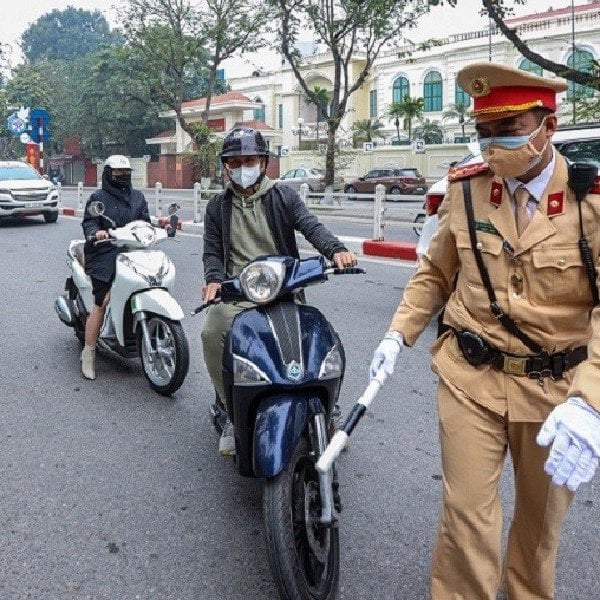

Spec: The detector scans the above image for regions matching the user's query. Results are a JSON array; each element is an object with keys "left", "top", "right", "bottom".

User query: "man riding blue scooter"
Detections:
[{"left": 200, "top": 126, "right": 356, "bottom": 455}]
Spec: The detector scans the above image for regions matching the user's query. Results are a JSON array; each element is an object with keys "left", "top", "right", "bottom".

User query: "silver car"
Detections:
[
  {"left": 278, "top": 167, "right": 344, "bottom": 192},
  {"left": 0, "top": 161, "right": 60, "bottom": 223}
]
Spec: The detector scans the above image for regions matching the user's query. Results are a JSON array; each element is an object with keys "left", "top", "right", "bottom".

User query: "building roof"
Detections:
[
  {"left": 181, "top": 91, "right": 256, "bottom": 110},
  {"left": 506, "top": 0, "right": 600, "bottom": 24},
  {"left": 232, "top": 120, "right": 276, "bottom": 131}
]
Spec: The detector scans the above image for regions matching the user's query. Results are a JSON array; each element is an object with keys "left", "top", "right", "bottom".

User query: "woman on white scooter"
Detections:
[{"left": 80, "top": 155, "right": 150, "bottom": 379}]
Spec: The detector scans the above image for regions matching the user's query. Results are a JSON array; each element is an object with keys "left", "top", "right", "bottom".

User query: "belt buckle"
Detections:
[{"left": 503, "top": 355, "right": 527, "bottom": 376}]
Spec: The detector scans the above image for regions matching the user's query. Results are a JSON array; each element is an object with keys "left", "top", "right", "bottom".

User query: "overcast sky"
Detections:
[{"left": 1, "top": 0, "right": 575, "bottom": 69}]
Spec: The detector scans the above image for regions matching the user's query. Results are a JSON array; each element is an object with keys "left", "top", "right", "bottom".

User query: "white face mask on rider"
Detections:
[{"left": 229, "top": 164, "right": 261, "bottom": 189}]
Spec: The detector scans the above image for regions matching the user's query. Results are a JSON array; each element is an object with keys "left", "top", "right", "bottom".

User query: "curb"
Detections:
[{"left": 59, "top": 208, "right": 417, "bottom": 261}]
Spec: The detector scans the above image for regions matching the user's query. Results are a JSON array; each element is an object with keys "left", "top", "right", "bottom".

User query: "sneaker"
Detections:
[{"left": 219, "top": 419, "right": 236, "bottom": 457}]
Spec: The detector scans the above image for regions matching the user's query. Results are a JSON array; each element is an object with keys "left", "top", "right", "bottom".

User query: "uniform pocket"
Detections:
[
  {"left": 531, "top": 244, "right": 588, "bottom": 303},
  {"left": 456, "top": 229, "right": 504, "bottom": 288}
]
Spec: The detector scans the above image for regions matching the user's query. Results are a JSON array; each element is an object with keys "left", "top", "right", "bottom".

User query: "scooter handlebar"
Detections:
[{"left": 325, "top": 267, "right": 367, "bottom": 275}]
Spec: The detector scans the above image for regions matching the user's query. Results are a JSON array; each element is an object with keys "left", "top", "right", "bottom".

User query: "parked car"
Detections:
[
  {"left": 344, "top": 167, "right": 428, "bottom": 200},
  {"left": 278, "top": 167, "right": 344, "bottom": 192},
  {"left": 416, "top": 129, "right": 600, "bottom": 258},
  {"left": 0, "top": 161, "right": 60, "bottom": 223}
]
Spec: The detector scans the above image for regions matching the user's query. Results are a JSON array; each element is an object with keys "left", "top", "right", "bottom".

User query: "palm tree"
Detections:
[
  {"left": 442, "top": 102, "right": 470, "bottom": 141},
  {"left": 351, "top": 118, "right": 384, "bottom": 147},
  {"left": 388, "top": 96, "right": 424, "bottom": 143},
  {"left": 413, "top": 119, "right": 444, "bottom": 144}
]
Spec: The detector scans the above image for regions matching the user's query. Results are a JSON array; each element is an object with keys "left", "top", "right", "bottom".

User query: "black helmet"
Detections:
[{"left": 220, "top": 127, "right": 269, "bottom": 163}]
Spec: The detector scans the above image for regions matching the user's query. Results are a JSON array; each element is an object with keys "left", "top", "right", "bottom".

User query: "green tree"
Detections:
[
  {"left": 121, "top": 0, "right": 269, "bottom": 176},
  {"left": 72, "top": 46, "right": 166, "bottom": 157},
  {"left": 20, "top": 7, "right": 119, "bottom": 63},
  {"left": 352, "top": 118, "right": 384, "bottom": 147},
  {"left": 414, "top": 118, "right": 444, "bottom": 144},
  {"left": 271, "top": 0, "right": 428, "bottom": 185},
  {"left": 120, "top": 0, "right": 210, "bottom": 143},
  {"left": 304, "top": 85, "right": 331, "bottom": 144},
  {"left": 442, "top": 102, "right": 469, "bottom": 141},
  {"left": 388, "top": 97, "right": 424, "bottom": 143}
]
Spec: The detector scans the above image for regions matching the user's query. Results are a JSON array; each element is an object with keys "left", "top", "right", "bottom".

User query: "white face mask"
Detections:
[{"left": 229, "top": 164, "right": 261, "bottom": 188}]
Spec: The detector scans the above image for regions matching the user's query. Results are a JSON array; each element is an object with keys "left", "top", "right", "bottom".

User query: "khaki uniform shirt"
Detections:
[{"left": 390, "top": 153, "right": 600, "bottom": 421}]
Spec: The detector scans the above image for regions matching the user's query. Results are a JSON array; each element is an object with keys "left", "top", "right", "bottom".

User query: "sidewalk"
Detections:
[{"left": 60, "top": 207, "right": 418, "bottom": 261}]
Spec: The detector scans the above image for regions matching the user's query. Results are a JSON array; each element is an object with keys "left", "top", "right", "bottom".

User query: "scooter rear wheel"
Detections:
[
  {"left": 263, "top": 437, "right": 340, "bottom": 600},
  {"left": 137, "top": 315, "right": 189, "bottom": 396}
]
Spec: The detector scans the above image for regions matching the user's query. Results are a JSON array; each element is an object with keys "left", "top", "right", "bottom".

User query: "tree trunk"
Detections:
[{"left": 324, "top": 121, "right": 337, "bottom": 186}]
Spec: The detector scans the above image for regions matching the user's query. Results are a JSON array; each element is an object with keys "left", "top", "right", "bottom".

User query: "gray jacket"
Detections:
[{"left": 203, "top": 184, "right": 347, "bottom": 283}]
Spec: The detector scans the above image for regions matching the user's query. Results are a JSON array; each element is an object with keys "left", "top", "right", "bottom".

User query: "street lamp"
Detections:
[{"left": 298, "top": 117, "right": 304, "bottom": 150}]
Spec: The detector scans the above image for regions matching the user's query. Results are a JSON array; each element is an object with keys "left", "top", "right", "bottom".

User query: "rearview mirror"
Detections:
[{"left": 88, "top": 201, "right": 105, "bottom": 217}]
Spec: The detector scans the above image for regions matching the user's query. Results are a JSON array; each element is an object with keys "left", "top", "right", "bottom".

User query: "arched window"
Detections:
[
  {"left": 519, "top": 58, "right": 543, "bottom": 76},
  {"left": 454, "top": 83, "right": 470, "bottom": 108},
  {"left": 567, "top": 50, "right": 595, "bottom": 99},
  {"left": 253, "top": 97, "right": 266, "bottom": 122},
  {"left": 392, "top": 76, "right": 410, "bottom": 103},
  {"left": 424, "top": 71, "right": 443, "bottom": 112}
]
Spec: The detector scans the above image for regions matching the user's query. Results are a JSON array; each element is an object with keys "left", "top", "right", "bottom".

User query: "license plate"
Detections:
[{"left": 26, "top": 202, "right": 37, "bottom": 208}]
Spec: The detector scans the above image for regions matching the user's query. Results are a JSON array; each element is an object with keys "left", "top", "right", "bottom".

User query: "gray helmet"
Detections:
[{"left": 220, "top": 127, "right": 269, "bottom": 163}]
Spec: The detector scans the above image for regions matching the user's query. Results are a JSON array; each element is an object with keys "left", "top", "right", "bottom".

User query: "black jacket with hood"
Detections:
[
  {"left": 82, "top": 168, "right": 150, "bottom": 282},
  {"left": 202, "top": 183, "right": 348, "bottom": 284}
]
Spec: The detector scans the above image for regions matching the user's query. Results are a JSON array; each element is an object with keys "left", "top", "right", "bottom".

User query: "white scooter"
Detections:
[{"left": 54, "top": 201, "right": 190, "bottom": 395}]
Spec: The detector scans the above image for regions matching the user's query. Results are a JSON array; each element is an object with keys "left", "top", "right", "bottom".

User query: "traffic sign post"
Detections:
[{"left": 29, "top": 108, "right": 51, "bottom": 174}]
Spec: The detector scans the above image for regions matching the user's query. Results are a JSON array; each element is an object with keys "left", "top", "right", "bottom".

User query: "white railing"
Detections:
[{"left": 74, "top": 181, "right": 424, "bottom": 239}]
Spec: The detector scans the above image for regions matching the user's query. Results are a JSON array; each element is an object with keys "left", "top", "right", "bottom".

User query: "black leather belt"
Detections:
[{"left": 454, "top": 328, "right": 587, "bottom": 380}]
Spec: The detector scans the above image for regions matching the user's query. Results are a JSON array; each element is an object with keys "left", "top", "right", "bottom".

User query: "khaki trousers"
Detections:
[
  {"left": 430, "top": 380, "right": 574, "bottom": 600},
  {"left": 200, "top": 302, "right": 250, "bottom": 401}
]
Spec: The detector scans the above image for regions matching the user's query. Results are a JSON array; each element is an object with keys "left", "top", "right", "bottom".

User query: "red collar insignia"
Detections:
[
  {"left": 489, "top": 181, "right": 503, "bottom": 206},
  {"left": 547, "top": 191, "right": 564, "bottom": 217}
]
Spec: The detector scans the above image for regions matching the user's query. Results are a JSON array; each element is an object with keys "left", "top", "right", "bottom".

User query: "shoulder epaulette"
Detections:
[
  {"left": 590, "top": 176, "right": 600, "bottom": 194},
  {"left": 447, "top": 161, "right": 489, "bottom": 183}
]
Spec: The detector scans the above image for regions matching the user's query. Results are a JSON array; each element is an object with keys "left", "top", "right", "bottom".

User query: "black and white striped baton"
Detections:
[{"left": 316, "top": 369, "right": 388, "bottom": 473}]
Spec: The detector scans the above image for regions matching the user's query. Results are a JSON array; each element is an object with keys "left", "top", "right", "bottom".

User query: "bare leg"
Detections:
[{"left": 81, "top": 294, "right": 110, "bottom": 379}]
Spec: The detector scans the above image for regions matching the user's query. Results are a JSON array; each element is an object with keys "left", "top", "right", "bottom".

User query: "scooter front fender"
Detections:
[
  {"left": 253, "top": 394, "right": 309, "bottom": 478},
  {"left": 122, "top": 289, "right": 184, "bottom": 345},
  {"left": 132, "top": 288, "right": 184, "bottom": 318}
]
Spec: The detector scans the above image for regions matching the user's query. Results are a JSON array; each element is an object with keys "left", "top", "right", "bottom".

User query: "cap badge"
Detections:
[{"left": 471, "top": 76, "right": 490, "bottom": 97}]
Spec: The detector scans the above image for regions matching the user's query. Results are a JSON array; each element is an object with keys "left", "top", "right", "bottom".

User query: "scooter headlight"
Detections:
[
  {"left": 318, "top": 345, "right": 343, "bottom": 379},
  {"left": 233, "top": 354, "right": 272, "bottom": 385},
  {"left": 239, "top": 261, "right": 285, "bottom": 304}
]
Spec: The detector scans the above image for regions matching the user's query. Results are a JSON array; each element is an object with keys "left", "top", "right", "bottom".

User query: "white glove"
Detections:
[
  {"left": 537, "top": 397, "right": 600, "bottom": 492},
  {"left": 369, "top": 331, "right": 404, "bottom": 380}
]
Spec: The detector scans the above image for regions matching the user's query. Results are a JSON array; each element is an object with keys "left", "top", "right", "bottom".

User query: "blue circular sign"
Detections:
[{"left": 7, "top": 113, "right": 27, "bottom": 136}]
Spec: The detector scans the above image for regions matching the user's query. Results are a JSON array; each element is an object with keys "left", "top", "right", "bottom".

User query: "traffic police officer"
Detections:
[{"left": 370, "top": 63, "right": 600, "bottom": 599}]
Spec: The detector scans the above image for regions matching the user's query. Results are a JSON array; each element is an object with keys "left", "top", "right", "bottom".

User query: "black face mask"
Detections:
[{"left": 112, "top": 173, "right": 132, "bottom": 189}]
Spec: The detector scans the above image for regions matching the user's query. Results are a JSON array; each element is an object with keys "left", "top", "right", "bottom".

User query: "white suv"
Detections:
[{"left": 0, "top": 161, "right": 60, "bottom": 223}]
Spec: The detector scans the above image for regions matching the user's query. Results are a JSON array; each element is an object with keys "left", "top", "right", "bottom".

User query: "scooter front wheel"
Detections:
[
  {"left": 263, "top": 437, "right": 340, "bottom": 600},
  {"left": 137, "top": 315, "right": 189, "bottom": 396}
]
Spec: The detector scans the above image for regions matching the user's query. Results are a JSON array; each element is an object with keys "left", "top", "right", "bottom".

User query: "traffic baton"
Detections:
[{"left": 316, "top": 369, "right": 388, "bottom": 473}]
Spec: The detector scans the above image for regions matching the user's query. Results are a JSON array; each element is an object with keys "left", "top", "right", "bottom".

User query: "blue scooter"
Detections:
[{"left": 194, "top": 255, "right": 364, "bottom": 600}]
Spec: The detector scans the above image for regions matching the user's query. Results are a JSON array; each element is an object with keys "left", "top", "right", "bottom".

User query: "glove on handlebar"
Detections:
[{"left": 537, "top": 397, "right": 600, "bottom": 491}]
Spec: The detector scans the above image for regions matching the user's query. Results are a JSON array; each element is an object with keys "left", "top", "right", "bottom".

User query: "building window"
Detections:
[
  {"left": 567, "top": 50, "right": 595, "bottom": 99},
  {"left": 518, "top": 58, "right": 543, "bottom": 76},
  {"left": 392, "top": 76, "right": 410, "bottom": 103},
  {"left": 424, "top": 71, "right": 443, "bottom": 112},
  {"left": 216, "top": 68, "right": 225, "bottom": 81},
  {"left": 454, "top": 135, "right": 471, "bottom": 143},
  {"left": 454, "top": 83, "right": 470, "bottom": 107},
  {"left": 369, "top": 89, "right": 378, "bottom": 118},
  {"left": 278, "top": 104, "right": 283, "bottom": 129},
  {"left": 253, "top": 97, "right": 266, "bottom": 122}
]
